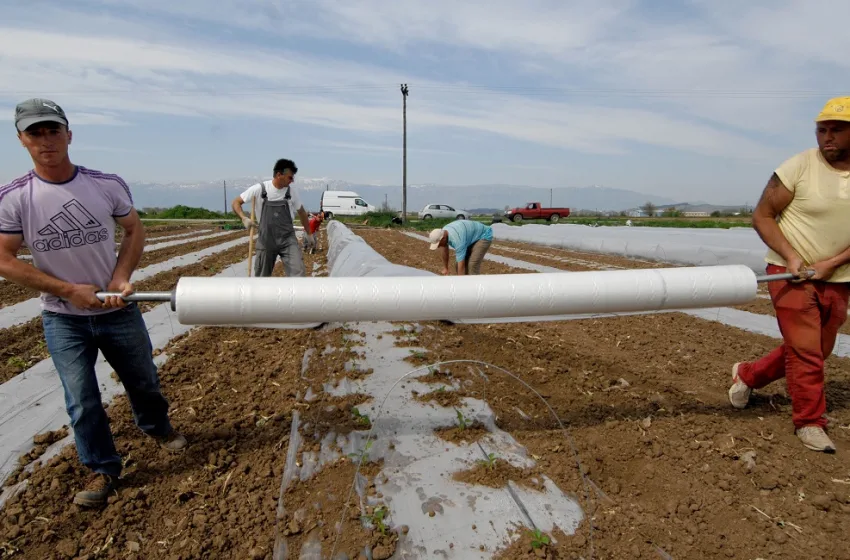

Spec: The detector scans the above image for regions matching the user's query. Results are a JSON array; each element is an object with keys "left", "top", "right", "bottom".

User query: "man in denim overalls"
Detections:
[{"left": 231, "top": 158, "right": 313, "bottom": 277}]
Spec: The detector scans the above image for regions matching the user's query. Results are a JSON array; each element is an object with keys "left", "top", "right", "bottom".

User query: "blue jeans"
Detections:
[{"left": 42, "top": 303, "right": 172, "bottom": 477}]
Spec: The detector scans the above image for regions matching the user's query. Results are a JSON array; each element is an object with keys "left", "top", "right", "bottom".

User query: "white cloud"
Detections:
[
  {"left": 0, "top": 21, "right": 778, "bottom": 161},
  {"left": 305, "top": 140, "right": 453, "bottom": 156},
  {"left": 695, "top": 0, "right": 850, "bottom": 69},
  {"left": 303, "top": 0, "right": 846, "bottom": 136},
  {"left": 48, "top": 0, "right": 632, "bottom": 55},
  {"left": 2, "top": 0, "right": 832, "bottom": 171},
  {"left": 304, "top": 0, "right": 633, "bottom": 55}
]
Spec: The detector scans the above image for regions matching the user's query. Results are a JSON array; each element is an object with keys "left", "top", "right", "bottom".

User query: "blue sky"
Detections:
[{"left": 0, "top": 0, "right": 848, "bottom": 205}]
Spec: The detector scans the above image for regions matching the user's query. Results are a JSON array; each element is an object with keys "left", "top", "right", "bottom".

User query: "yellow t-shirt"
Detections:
[{"left": 765, "top": 148, "right": 850, "bottom": 282}]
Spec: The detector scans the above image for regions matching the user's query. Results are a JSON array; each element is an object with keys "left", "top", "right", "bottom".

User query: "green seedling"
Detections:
[
  {"left": 409, "top": 350, "right": 426, "bottom": 360},
  {"left": 455, "top": 409, "right": 470, "bottom": 431},
  {"left": 478, "top": 452, "right": 497, "bottom": 470},
  {"left": 351, "top": 407, "right": 371, "bottom": 427},
  {"left": 529, "top": 528, "right": 551, "bottom": 549},
  {"left": 7, "top": 356, "right": 28, "bottom": 370},
  {"left": 362, "top": 505, "right": 388, "bottom": 535},
  {"left": 347, "top": 440, "right": 373, "bottom": 463},
  {"left": 345, "top": 340, "right": 362, "bottom": 369}
]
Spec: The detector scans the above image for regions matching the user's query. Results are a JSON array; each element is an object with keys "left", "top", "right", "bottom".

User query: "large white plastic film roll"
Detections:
[{"left": 174, "top": 264, "right": 757, "bottom": 325}]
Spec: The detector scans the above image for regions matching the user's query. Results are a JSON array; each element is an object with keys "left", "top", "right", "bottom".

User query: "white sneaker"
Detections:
[
  {"left": 796, "top": 426, "right": 836, "bottom": 453},
  {"left": 728, "top": 362, "right": 752, "bottom": 409}
]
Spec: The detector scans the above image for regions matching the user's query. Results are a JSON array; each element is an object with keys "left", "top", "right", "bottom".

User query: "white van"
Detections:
[{"left": 320, "top": 190, "right": 376, "bottom": 218}]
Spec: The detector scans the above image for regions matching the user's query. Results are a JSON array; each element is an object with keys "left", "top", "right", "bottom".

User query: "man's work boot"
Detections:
[
  {"left": 728, "top": 362, "right": 752, "bottom": 409},
  {"left": 154, "top": 430, "right": 188, "bottom": 453},
  {"left": 73, "top": 473, "right": 118, "bottom": 508},
  {"left": 796, "top": 426, "right": 836, "bottom": 453}
]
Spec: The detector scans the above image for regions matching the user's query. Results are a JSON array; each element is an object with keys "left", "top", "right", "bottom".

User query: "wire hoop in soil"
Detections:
[{"left": 328, "top": 359, "right": 597, "bottom": 560}]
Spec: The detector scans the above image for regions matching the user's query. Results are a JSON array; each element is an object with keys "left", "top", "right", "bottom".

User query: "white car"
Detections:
[{"left": 418, "top": 204, "right": 469, "bottom": 220}]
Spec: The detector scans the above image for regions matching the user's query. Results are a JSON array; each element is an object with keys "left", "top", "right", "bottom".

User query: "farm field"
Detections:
[
  {"left": 334, "top": 212, "right": 752, "bottom": 231},
  {"left": 1, "top": 222, "right": 849, "bottom": 560}
]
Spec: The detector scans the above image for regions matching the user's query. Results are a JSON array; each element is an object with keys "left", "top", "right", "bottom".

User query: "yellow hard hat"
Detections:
[{"left": 815, "top": 96, "right": 850, "bottom": 123}]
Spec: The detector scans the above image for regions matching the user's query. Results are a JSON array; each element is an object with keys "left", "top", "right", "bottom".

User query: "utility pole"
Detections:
[
  {"left": 401, "top": 83, "right": 409, "bottom": 223},
  {"left": 550, "top": 188, "right": 553, "bottom": 208},
  {"left": 223, "top": 180, "right": 227, "bottom": 216}
]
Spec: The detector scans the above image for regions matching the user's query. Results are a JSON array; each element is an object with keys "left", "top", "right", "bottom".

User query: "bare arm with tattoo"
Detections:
[{"left": 752, "top": 173, "right": 805, "bottom": 277}]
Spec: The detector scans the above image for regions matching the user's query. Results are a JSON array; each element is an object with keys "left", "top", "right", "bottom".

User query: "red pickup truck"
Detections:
[{"left": 504, "top": 202, "right": 571, "bottom": 223}]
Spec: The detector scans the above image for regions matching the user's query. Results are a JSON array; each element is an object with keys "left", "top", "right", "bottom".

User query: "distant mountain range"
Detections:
[{"left": 128, "top": 176, "right": 739, "bottom": 214}]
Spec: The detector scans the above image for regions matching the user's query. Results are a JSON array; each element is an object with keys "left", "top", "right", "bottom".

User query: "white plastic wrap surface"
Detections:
[
  {"left": 326, "top": 220, "right": 432, "bottom": 279},
  {"left": 490, "top": 223, "right": 771, "bottom": 272},
  {"left": 175, "top": 264, "right": 757, "bottom": 324}
]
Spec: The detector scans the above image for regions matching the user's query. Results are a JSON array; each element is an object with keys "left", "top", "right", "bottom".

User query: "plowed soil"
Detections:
[
  {"left": 354, "top": 230, "right": 523, "bottom": 275},
  {"left": 0, "top": 281, "right": 40, "bottom": 311},
  {"left": 0, "top": 318, "right": 50, "bottom": 383},
  {"left": 452, "top": 457, "right": 545, "bottom": 491},
  {"left": 353, "top": 228, "right": 850, "bottom": 560},
  {"left": 144, "top": 226, "right": 218, "bottom": 242},
  {"left": 0, "top": 241, "right": 400, "bottom": 559},
  {"left": 136, "top": 231, "right": 246, "bottom": 268},
  {"left": 3, "top": 225, "right": 850, "bottom": 560}
]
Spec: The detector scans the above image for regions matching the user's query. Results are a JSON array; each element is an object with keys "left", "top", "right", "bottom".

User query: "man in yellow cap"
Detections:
[{"left": 729, "top": 96, "right": 850, "bottom": 453}]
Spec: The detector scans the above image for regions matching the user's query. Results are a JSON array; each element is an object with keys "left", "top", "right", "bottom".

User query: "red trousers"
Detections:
[{"left": 738, "top": 265, "right": 849, "bottom": 429}]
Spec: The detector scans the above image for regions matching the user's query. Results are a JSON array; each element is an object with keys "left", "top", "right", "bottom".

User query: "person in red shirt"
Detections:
[{"left": 304, "top": 212, "right": 324, "bottom": 254}]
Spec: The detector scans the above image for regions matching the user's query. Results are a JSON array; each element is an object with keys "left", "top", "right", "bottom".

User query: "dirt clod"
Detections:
[
  {"left": 55, "top": 538, "right": 78, "bottom": 558},
  {"left": 812, "top": 494, "right": 832, "bottom": 511}
]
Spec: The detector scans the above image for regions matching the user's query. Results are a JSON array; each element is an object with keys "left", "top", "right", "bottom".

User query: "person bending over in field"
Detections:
[{"left": 429, "top": 219, "right": 493, "bottom": 275}]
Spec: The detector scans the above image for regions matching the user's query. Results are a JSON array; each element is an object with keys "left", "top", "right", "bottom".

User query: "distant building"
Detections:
[
  {"left": 626, "top": 208, "right": 664, "bottom": 217},
  {"left": 682, "top": 211, "right": 710, "bottom": 217}
]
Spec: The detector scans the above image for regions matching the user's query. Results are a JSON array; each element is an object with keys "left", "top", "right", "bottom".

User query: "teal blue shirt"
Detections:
[{"left": 443, "top": 220, "right": 493, "bottom": 262}]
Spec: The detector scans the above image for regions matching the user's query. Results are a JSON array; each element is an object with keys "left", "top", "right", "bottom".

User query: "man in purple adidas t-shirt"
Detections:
[{"left": 0, "top": 98, "right": 187, "bottom": 508}]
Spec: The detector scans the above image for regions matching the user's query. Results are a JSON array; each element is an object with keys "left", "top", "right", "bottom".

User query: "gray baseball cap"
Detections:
[{"left": 14, "top": 98, "right": 69, "bottom": 132}]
